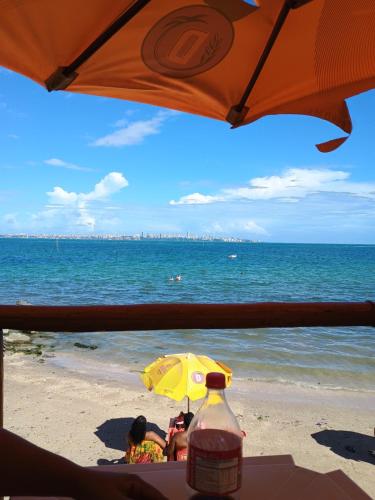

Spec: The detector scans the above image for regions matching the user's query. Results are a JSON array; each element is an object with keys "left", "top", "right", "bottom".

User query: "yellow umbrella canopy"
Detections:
[{"left": 141, "top": 353, "right": 232, "bottom": 404}]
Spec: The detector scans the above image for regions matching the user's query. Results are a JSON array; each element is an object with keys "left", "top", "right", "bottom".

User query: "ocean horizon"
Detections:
[{"left": 2, "top": 238, "right": 375, "bottom": 392}]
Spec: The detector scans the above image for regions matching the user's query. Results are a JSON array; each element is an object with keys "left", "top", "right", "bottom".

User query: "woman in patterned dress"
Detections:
[{"left": 125, "top": 415, "right": 166, "bottom": 464}]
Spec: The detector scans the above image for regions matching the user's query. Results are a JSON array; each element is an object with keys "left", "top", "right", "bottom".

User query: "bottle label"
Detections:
[{"left": 187, "top": 429, "right": 242, "bottom": 496}]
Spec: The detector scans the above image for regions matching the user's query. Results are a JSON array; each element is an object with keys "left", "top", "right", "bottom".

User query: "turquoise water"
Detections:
[{"left": 1, "top": 238, "right": 374, "bottom": 390}]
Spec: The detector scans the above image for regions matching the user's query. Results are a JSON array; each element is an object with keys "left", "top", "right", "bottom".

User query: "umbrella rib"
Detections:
[
  {"left": 226, "top": 0, "right": 314, "bottom": 127},
  {"left": 45, "top": 0, "right": 151, "bottom": 91}
]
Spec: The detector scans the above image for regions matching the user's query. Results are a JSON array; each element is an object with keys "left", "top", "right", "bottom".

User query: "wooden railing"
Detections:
[{"left": 1, "top": 301, "right": 375, "bottom": 428}]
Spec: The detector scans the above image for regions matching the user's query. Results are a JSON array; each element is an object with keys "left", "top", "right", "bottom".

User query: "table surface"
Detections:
[{"left": 11, "top": 455, "right": 371, "bottom": 500}]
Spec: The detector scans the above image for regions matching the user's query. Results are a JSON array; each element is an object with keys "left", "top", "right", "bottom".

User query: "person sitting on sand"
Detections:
[
  {"left": 167, "top": 412, "right": 194, "bottom": 462},
  {"left": 125, "top": 415, "right": 166, "bottom": 464}
]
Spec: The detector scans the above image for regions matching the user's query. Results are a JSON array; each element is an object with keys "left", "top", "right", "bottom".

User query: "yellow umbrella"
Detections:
[{"left": 140, "top": 352, "right": 232, "bottom": 411}]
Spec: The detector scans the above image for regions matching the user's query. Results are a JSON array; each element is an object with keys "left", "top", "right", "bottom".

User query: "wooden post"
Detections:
[
  {"left": 0, "top": 328, "right": 3, "bottom": 429},
  {"left": 0, "top": 330, "right": 3, "bottom": 500}
]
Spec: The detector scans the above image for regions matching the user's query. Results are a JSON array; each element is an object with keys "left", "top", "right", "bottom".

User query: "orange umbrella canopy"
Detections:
[{"left": 1, "top": 0, "right": 374, "bottom": 151}]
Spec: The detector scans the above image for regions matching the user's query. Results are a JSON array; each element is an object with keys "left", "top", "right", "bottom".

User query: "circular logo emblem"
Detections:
[
  {"left": 191, "top": 371, "right": 205, "bottom": 384},
  {"left": 142, "top": 6, "right": 234, "bottom": 78}
]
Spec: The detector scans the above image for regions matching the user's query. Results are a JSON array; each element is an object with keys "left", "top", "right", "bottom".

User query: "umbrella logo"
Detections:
[
  {"left": 142, "top": 6, "right": 234, "bottom": 78},
  {"left": 191, "top": 371, "right": 205, "bottom": 384}
]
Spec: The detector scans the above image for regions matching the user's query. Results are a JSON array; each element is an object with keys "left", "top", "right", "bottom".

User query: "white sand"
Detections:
[{"left": 4, "top": 353, "right": 375, "bottom": 498}]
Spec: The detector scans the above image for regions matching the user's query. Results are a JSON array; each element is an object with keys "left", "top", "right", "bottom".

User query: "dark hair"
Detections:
[
  {"left": 184, "top": 412, "right": 194, "bottom": 429},
  {"left": 129, "top": 415, "right": 147, "bottom": 445}
]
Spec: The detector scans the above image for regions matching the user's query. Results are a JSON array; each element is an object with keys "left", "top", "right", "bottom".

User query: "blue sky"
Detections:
[{"left": 1, "top": 66, "right": 374, "bottom": 243}]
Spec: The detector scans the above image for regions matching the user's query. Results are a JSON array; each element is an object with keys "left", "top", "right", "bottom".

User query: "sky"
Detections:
[{"left": 0, "top": 66, "right": 375, "bottom": 243}]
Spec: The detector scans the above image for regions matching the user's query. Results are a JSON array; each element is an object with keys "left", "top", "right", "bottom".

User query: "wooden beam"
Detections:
[
  {"left": 0, "top": 329, "right": 3, "bottom": 429},
  {"left": 0, "top": 302, "right": 374, "bottom": 332},
  {"left": 0, "top": 329, "right": 3, "bottom": 500}
]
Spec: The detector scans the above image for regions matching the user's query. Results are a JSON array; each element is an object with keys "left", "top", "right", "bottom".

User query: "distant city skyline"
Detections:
[
  {"left": 1, "top": 68, "right": 374, "bottom": 244},
  {"left": 0, "top": 232, "right": 256, "bottom": 243}
]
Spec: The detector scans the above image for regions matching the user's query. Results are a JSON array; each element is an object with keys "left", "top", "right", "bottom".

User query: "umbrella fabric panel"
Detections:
[
  {"left": 0, "top": 0, "right": 134, "bottom": 82},
  {"left": 249, "top": 0, "right": 375, "bottom": 151},
  {"left": 142, "top": 355, "right": 186, "bottom": 400},
  {"left": 0, "top": 0, "right": 267, "bottom": 122},
  {"left": 141, "top": 353, "right": 232, "bottom": 402},
  {"left": 1, "top": 1, "right": 375, "bottom": 150},
  {"left": 61, "top": 0, "right": 270, "bottom": 125}
]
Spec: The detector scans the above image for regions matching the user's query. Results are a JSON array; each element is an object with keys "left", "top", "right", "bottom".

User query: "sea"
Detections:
[{"left": 1, "top": 238, "right": 374, "bottom": 392}]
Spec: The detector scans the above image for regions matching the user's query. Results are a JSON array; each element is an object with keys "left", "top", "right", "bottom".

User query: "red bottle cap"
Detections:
[{"left": 206, "top": 372, "right": 226, "bottom": 389}]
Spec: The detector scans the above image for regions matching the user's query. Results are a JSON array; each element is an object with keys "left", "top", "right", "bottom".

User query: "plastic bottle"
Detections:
[{"left": 186, "top": 372, "right": 243, "bottom": 499}]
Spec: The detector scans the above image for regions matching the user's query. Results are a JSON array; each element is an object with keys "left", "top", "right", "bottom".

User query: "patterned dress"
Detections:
[{"left": 125, "top": 440, "right": 164, "bottom": 464}]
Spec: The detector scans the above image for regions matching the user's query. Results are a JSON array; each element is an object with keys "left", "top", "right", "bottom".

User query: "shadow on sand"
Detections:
[
  {"left": 95, "top": 417, "right": 167, "bottom": 465},
  {"left": 312, "top": 430, "right": 375, "bottom": 465}
]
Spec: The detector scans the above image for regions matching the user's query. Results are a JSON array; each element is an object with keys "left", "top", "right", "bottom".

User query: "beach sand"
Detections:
[{"left": 4, "top": 353, "right": 375, "bottom": 498}]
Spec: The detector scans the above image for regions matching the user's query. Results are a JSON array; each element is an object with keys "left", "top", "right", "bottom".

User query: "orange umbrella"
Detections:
[{"left": 1, "top": 0, "right": 374, "bottom": 151}]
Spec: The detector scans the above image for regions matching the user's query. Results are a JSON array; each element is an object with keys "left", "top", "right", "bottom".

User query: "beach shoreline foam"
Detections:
[
  {"left": 5, "top": 327, "right": 375, "bottom": 394},
  {"left": 4, "top": 352, "right": 375, "bottom": 497}
]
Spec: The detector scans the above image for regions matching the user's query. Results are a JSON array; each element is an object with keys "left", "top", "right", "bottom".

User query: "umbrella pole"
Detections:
[{"left": 187, "top": 396, "right": 190, "bottom": 413}]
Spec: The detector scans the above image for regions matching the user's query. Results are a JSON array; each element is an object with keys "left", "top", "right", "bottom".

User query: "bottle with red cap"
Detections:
[{"left": 186, "top": 372, "right": 242, "bottom": 499}]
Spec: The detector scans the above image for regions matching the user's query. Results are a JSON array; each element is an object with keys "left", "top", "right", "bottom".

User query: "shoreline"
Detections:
[
  {"left": 47, "top": 348, "right": 375, "bottom": 395},
  {"left": 5, "top": 328, "right": 375, "bottom": 394},
  {"left": 4, "top": 352, "right": 375, "bottom": 497}
]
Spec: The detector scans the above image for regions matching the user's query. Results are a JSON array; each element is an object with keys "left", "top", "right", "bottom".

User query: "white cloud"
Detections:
[
  {"left": 38, "top": 172, "right": 129, "bottom": 231},
  {"left": 170, "top": 192, "right": 221, "bottom": 205},
  {"left": 241, "top": 220, "right": 268, "bottom": 234},
  {"left": 7, "top": 134, "right": 18, "bottom": 139},
  {"left": 5, "top": 185, "right": 375, "bottom": 243},
  {"left": 223, "top": 169, "right": 350, "bottom": 200},
  {"left": 76, "top": 202, "right": 96, "bottom": 229},
  {"left": 208, "top": 219, "right": 268, "bottom": 236},
  {"left": 113, "top": 118, "right": 128, "bottom": 128},
  {"left": 171, "top": 168, "right": 375, "bottom": 205},
  {"left": 83, "top": 172, "right": 128, "bottom": 201},
  {"left": 47, "top": 172, "right": 128, "bottom": 205},
  {"left": 92, "top": 110, "right": 174, "bottom": 147},
  {"left": 47, "top": 187, "right": 78, "bottom": 205},
  {"left": 44, "top": 158, "right": 94, "bottom": 172}
]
